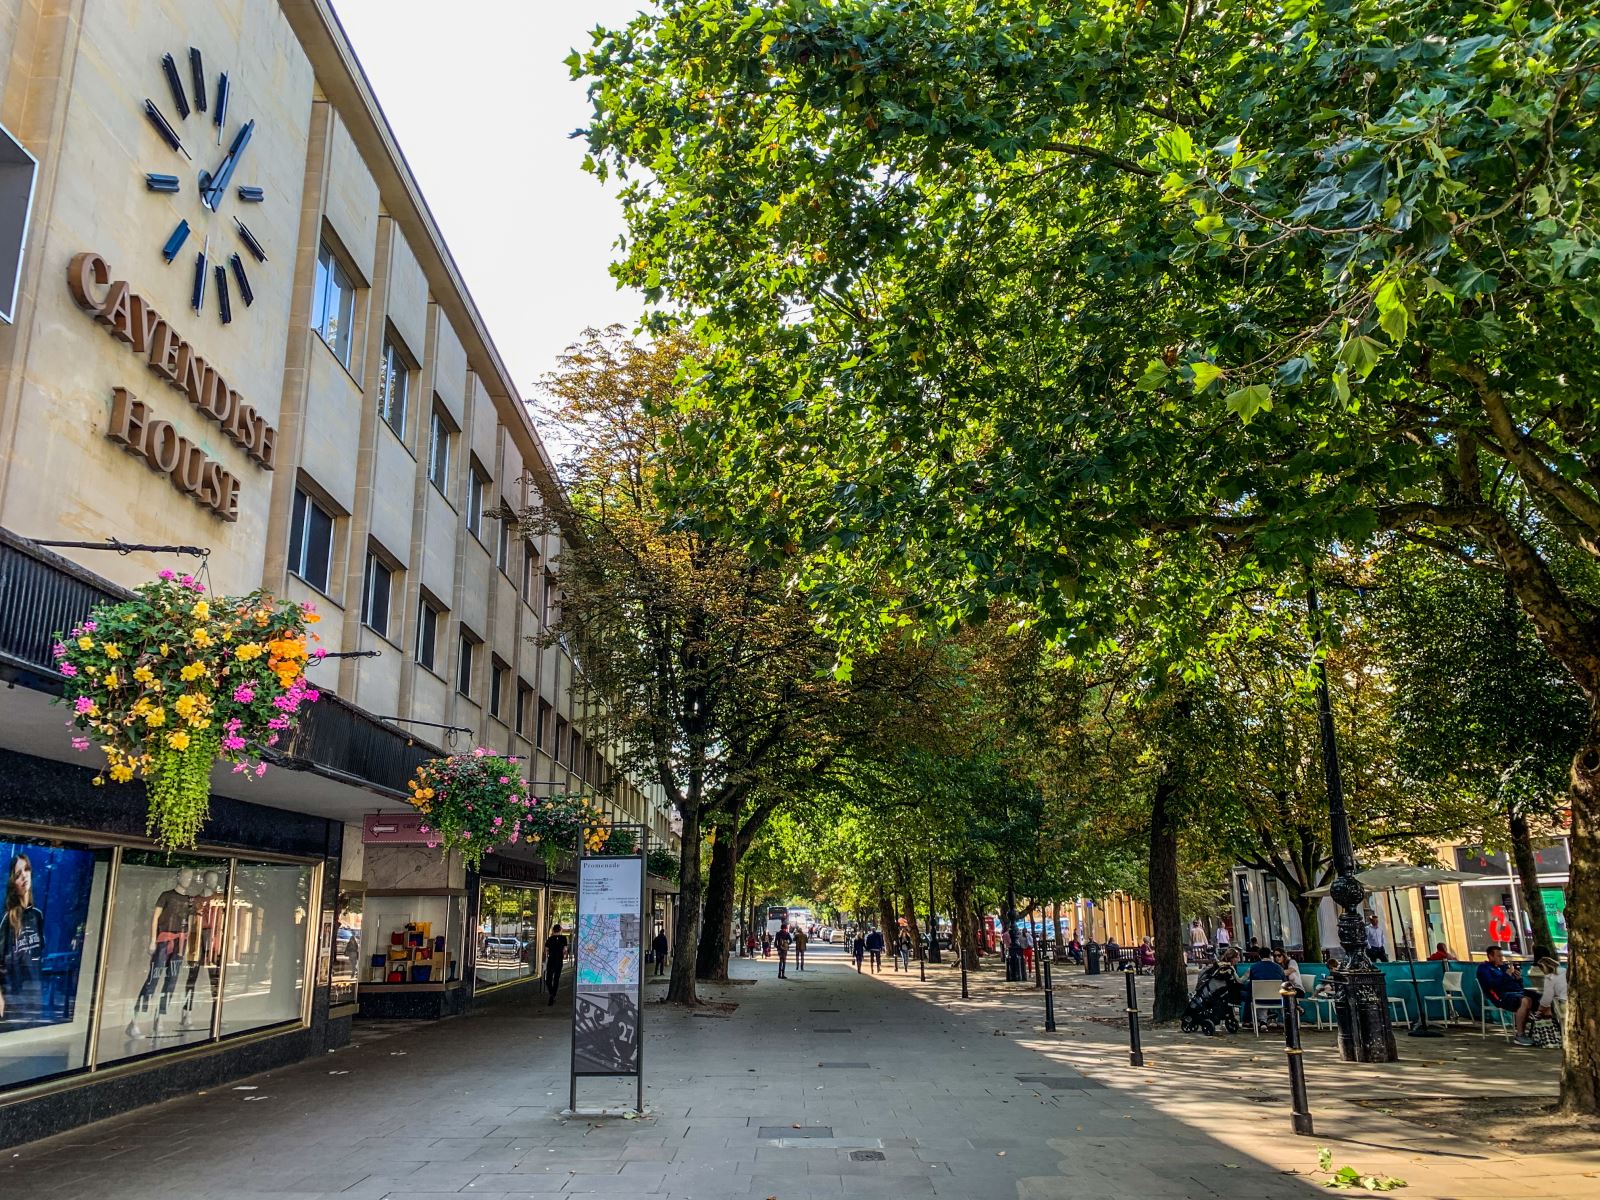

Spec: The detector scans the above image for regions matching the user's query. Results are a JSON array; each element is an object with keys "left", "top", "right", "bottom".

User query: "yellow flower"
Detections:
[
  {"left": 180, "top": 663, "right": 206, "bottom": 681},
  {"left": 166, "top": 730, "right": 190, "bottom": 751},
  {"left": 110, "top": 764, "right": 134, "bottom": 783},
  {"left": 173, "top": 693, "right": 209, "bottom": 721},
  {"left": 192, "top": 628, "right": 214, "bottom": 648},
  {"left": 133, "top": 666, "right": 154, "bottom": 684},
  {"left": 103, "top": 671, "right": 119, "bottom": 688},
  {"left": 104, "top": 643, "right": 122, "bottom": 659},
  {"left": 144, "top": 708, "right": 166, "bottom": 728},
  {"left": 159, "top": 643, "right": 170, "bottom": 657},
  {"left": 77, "top": 636, "right": 94, "bottom": 651},
  {"left": 192, "top": 600, "right": 210, "bottom": 621},
  {"left": 91, "top": 775, "right": 104, "bottom": 787},
  {"left": 235, "top": 643, "right": 265, "bottom": 661}
]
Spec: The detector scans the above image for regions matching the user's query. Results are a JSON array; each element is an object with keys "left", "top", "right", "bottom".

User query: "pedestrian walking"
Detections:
[
  {"left": 652, "top": 927, "right": 669, "bottom": 976},
  {"left": 852, "top": 931, "right": 866, "bottom": 972},
  {"left": 775, "top": 923, "right": 791, "bottom": 979},
  {"left": 1364, "top": 912, "right": 1389, "bottom": 961},
  {"left": 793, "top": 927, "right": 808, "bottom": 970},
  {"left": 543, "top": 923, "right": 569, "bottom": 1006},
  {"left": 896, "top": 929, "right": 913, "bottom": 971},
  {"left": 865, "top": 927, "right": 884, "bottom": 973},
  {"left": 745, "top": 932, "right": 758, "bottom": 958},
  {"left": 762, "top": 931, "right": 772, "bottom": 958},
  {"left": 1019, "top": 926, "right": 1035, "bottom": 974}
]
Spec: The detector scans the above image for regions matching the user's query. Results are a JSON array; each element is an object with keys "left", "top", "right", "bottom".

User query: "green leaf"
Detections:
[
  {"left": 1135, "top": 359, "right": 1172, "bottom": 391},
  {"left": 1340, "top": 335, "right": 1384, "bottom": 380},
  {"left": 1157, "top": 126, "right": 1195, "bottom": 165},
  {"left": 1224, "top": 384, "right": 1273, "bottom": 425},
  {"left": 1189, "top": 361, "right": 1225, "bottom": 393}
]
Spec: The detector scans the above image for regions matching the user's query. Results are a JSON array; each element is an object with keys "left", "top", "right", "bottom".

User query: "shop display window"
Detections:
[
  {"left": 366, "top": 895, "right": 463, "bottom": 985},
  {"left": 476, "top": 882, "right": 540, "bottom": 988},
  {"left": 1, "top": 837, "right": 110, "bottom": 1088},
  {"left": 1461, "top": 883, "right": 1523, "bottom": 955},
  {"left": 98, "top": 851, "right": 230, "bottom": 1065},
  {"left": 330, "top": 886, "right": 364, "bottom": 1008},
  {"left": 219, "top": 861, "right": 312, "bottom": 1037},
  {"left": 547, "top": 891, "right": 576, "bottom": 973}
]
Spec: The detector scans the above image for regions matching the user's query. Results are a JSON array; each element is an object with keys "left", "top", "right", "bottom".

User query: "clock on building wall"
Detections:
[{"left": 141, "top": 48, "right": 267, "bottom": 325}]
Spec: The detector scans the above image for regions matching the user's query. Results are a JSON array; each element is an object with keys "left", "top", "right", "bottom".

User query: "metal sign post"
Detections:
[{"left": 567, "top": 823, "right": 648, "bottom": 1116}]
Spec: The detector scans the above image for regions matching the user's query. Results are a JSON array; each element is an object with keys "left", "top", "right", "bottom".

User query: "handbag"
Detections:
[{"left": 1530, "top": 1015, "right": 1562, "bottom": 1048}]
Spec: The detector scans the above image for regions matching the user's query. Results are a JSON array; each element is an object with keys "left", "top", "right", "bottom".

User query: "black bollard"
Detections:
[
  {"left": 1282, "top": 984, "right": 1315, "bottom": 1135},
  {"left": 1043, "top": 949, "right": 1057, "bottom": 1031},
  {"left": 1125, "top": 967, "right": 1145, "bottom": 1067},
  {"left": 960, "top": 948, "right": 970, "bottom": 999}
]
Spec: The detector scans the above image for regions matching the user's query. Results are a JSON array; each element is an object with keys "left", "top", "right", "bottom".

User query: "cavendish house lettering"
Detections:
[
  {"left": 67, "top": 251, "right": 278, "bottom": 470},
  {"left": 107, "top": 387, "right": 241, "bottom": 521}
]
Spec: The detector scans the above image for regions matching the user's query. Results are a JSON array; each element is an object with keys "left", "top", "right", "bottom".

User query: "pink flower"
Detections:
[
  {"left": 509, "top": 831, "right": 519, "bottom": 844},
  {"left": 232, "top": 762, "right": 248, "bottom": 774},
  {"left": 493, "top": 816, "right": 503, "bottom": 827},
  {"left": 233, "top": 685, "right": 255, "bottom": 704},
  {"left": 222, "top": 735, "right": 247, "bottom": 752},
  {"left": 268, "top": 716, "right": 290, "bottom": 730},
  {"left": 179, "top": 575, "right": 193, "bottom": 587},
  {"left": 60, "top": 663, "right": 78, "bottom": 677},
  {"left": 426, "top": 841, "right": 438, "bottom": 850},
  {"left": 472, "top": 747, "right": 486, "bottom": 757},
  {"left": 266, "top": 734, "right": 279, "bottom": 747},
  {"left": 313, "top": 647, "right": 328, "bottom": 659},
  {"left": 51, "top": 642, "right": 67, "bottom": 660},
  {"left": 419, "top": 825, "right": 429, "bottom": 834},
  {"left": 82, "top": 621, "right": 97, "bottom": 632},
  {"left": 254, "top": 763, "right": 267, "bottom": 778},
  {"left": 71, "top": 736, "right": 90, "bottom": 751},
  {"left": 498, "top": 776, "right": 509, "bottom": 784},
  {"left": 159, "top": 569, "right": 175, "bottom": 581},
  {"left": 74, "top": 696, "right": 95, "bottom": 714},
  {"left": 462, "top": 830, "right": 471, "bottom": 840},
  {"left": 301, "top": 601, "right": 317, "bottom": 613}
]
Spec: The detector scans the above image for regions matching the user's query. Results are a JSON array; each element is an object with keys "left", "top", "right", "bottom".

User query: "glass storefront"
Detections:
[
  {"left": 1, "top": 832, "right": 318, "bottom": 1094},
  {"left": 330, "top": 886, "right": 363, "bottom": 1009},
  {"left": 366, "top": 895, "right": 463, "bottom": 985},
  {"left": 1, "top": 836, "right": 111, "bottom": 1088},
  {"left": 476, "top": 882, "right": 541, "bottom": 989},
  {"left": 1461, "top": 882, "right": 1522, "bottom": 955}
]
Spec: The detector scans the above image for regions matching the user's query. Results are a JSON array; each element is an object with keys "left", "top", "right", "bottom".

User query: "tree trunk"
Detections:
[
  {"left": 667, "top": 805, "right": 703, "bottom": 1005},
  {"left": 1149, "top": 774, "right": 1188, "bottom": 1023},
  {"left": 1508, "top": 810, "right": 1557, "bottom": 955},
  {"left": 737, "top": 866, "right": 751, "bottom": 956},
  {"left": 951, "top": 868, "right": 976, "bottom": 964},
  {"left": 1051, "top": 901, "right": 1065, "bottom": 960},
  {"left": 1292, "top": 890, "right": 1323, "bottom": 961},
  {"left": 893, "top": 860, "right": 923, "bottom": 958},
  {"left": 696, "top": 826, "right": 736, "bottom": 982},
  {"left": 1562, "top": 719, "right": 1600, "bottom": 1113},
  {"left": 876, "top": 883, "right": 897, "bottom": 944}
]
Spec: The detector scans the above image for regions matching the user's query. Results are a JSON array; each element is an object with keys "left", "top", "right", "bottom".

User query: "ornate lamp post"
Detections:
[
  {"left": 1308, "top": 581, "right": 1397, "bottom": 1063},
  {"left": 927, "top": 860, "right": 942, "bottom": 964}
]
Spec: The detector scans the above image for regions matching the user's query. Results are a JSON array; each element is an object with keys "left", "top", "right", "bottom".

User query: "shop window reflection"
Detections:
[
  {"left": 476, "top": 882, "right": 539, "bottom": 988},
  {"left": 220, "top": 861, "right": 311, "bottom": 1037}
]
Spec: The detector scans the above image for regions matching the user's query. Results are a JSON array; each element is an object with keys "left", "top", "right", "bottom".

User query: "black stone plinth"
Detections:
[{"left": 1331, "top": 967, "right": 1399, "bottom": 1062}]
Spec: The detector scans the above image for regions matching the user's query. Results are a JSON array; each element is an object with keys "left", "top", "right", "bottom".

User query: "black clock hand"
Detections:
[{"left": 200, "top": 120, "right": 253, "bottom": 210}]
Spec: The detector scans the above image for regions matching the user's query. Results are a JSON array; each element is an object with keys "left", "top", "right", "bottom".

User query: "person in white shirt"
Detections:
[
  {"left": 1363, "top": 912, "right": 1389, "bottom": 962},
  {"left": 1514, "top": 955, "right": 1568, "bottom": 1047}
]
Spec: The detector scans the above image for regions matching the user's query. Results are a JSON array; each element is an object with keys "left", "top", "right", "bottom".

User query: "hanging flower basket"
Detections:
[
  {"left": 54, "top": 571, "right": 321, "bottom": 849},
  {"left": 518, "top": 791, "right": 615, "bottom": 870},
  {"left": 646, "top": 845, "right": 678, "bottom": 882},
  {"left": 404, "top": 748, "right": 532, "bottom": 870}
]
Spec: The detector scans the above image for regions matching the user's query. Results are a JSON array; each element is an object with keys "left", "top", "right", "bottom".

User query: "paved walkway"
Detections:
[{"left": 2, "top": 946, "right": 1595, "bottom": 1199}]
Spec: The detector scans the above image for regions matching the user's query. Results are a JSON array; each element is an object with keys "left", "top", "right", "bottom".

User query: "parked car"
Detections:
[
  {"left": 820, "top": 927, "right": 835, "bottom": 943},
  {"left": 481, "top": 936, "right": 522, "bottom": 961}
]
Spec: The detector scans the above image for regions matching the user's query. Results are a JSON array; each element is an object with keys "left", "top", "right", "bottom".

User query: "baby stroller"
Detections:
[{"left": 1180, "top": 962, "right": 1241, "bottom": 1035}]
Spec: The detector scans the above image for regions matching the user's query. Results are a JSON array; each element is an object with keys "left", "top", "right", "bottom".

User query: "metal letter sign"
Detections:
[{"left": 568, "top": 832, "right": 647, "bottom": 1115}]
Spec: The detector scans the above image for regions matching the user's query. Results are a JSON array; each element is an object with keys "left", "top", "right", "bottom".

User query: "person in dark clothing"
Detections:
[
  {"left": 652, "top": 928, "right": 669, "bottom": 976},
  {"left": 851, "top": 932, "right": 866, "bottom": 972},
  {"left": 775, "top": 924, "right": 792, "bottom": 978},
  {"left": 793, "top": 928, "right": 808, "bottom": 970},
  {"left": 543, "top": 923, "right": 569, "bottom": 1006},
  {"left": 1242, "top": 949, "right": 1286, "bottom": 1024},
  {"left": 864, "top": 928, "right": 885, "bottom": 973},
  {"left": 1, "top": 853, "right": 45, "bottom": 1027},
  {"left": 1475, "top": 945, "right": 1526, "bottom": 1030}
]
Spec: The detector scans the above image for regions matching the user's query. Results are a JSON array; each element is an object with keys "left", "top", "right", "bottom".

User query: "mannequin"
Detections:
[
  {"left": 126, "top": 867, "right": 195, "bottom": 1039},
  {"left": 1, "top": 852, "right": 45, "bottom": 1027},
  {"left": 179, "top": 869, "right": 225, "bottom": 1030}
]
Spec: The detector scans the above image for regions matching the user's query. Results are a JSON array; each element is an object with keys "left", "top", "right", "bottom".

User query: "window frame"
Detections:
[
  {"left": 311, "top": 239, "right": 356, "bottom": 367},
  {"left": 466, "top": 460, "right": 489, "bottom": 542},
  {"left": 456, "top": 629, "right": 478, "bottom": 699},
  {"left": 287, "top": 487, "right": 335, "bottom": 594},
  {"left": 427, "top": 401, "right": 454, "bottom": 497},
  {"left": 377, "top": 330, "right": 411, "bottom": 440},
  {"left": 415, "top": 596, "right": 443, "bottom": 673},
  {"left": 360, "top": 548, "right": 394, "bottom": 639},
  {"left": 495, "top": 501, "right": 511, "bottom": 573},
  {"left": 515, "top": 681, "right": 533, "bottom": 738}
]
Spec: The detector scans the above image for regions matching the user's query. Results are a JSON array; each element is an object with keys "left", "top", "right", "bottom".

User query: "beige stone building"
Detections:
[{"left": 0, "top": 0, "right": 674, "bottom": 1144}]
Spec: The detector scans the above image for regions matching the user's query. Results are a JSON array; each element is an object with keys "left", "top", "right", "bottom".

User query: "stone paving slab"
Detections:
[{"left": 5, "top": 945, "right": 1595, "bottom": 1199}]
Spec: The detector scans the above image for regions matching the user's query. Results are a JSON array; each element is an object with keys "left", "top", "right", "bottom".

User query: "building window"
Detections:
[
  {"left": 466, "top": 461, "right": 488, "bottom": 541},
  {"left": 457, "top": 629, "right": 478, "bottom": 698},
  {"left": 416, "top": 598, "right": 442, "bottom": 672},
  {"left": 516, "top": 682, "right": 533, "bottom": 738},
  {"left": 310, "top": 239, "right": 355, "bottom": 367},
  {"left": 543, "top": 570, "right": 559, "bottom": 626},
  {"left": 377, "top": 333, "right": 410, "bottom": 439},
  {"left": 554, "top": 716, "right": 568, "bottom": 765},
  {"left": 287, "top": 487, "right": 335, "bottom": 593},
  {"left": 495, "top": 502, "right": 511, "bottom": 572},
  {"left": 521, "top": 541, "right": 539, "bottom": 604},
  {"left": 536, "top": 699, "right": 552, "bottom": 751},
  {"left": 571, "top": 731, "right": 584, "bottom": 780},
  {"left": 361, "top": 551, "right": 393, "bottom": 638},
  {"left": 489, "top": 658, "right": 508, "bottom": 720},
  {"left": 427, "top": 402, "right": 452, "bottom": 495}
]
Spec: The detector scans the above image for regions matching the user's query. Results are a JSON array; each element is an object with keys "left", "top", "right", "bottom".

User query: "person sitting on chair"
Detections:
[
  {"left": 1243, "top": 948, "right": 1285, "bottom": 1024},
  {"left": 1427, "top": 942, "right": 1451, "bottom": 961},
  {"left": 1475, "top": 946, "right": 1529, "bottom": 1041}
]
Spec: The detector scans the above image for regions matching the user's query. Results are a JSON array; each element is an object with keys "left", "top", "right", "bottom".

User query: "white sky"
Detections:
[{"left": 332, "top": 0, "right": 648, "bottom": 404}]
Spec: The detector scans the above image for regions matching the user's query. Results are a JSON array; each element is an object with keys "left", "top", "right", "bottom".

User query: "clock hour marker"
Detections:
[
  {"left": 191, "top": 248, "right": 208, "bottom": 312},
  {"left": 143, "top": 100, "right": 188, "bottom": 158},
  {"left": 189, "top": 48, "right": 207, "bottom": 112},
  {"left": 145, "top": 173, "right": 180, "bottom": 193},
  {"left": 213, "top": 72, "right": 230, "bottom": 139},
  {"left": 229, "top": 254, "right": 254, "bottom": 307},
  {"left": 160, "top": 54, "right": 189, "bottom": 120},
  {"left": 234, "top": 218, "right": 267, "bottom": 263},
  {"left": 237, "top": 186, "right": 265, "bottom": 203},
  {"left": 162, "top": 220, "right": 191, "bottom": 262},
  {"left": 214, "top": 264, "right": 232, "bottom": 324}
]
